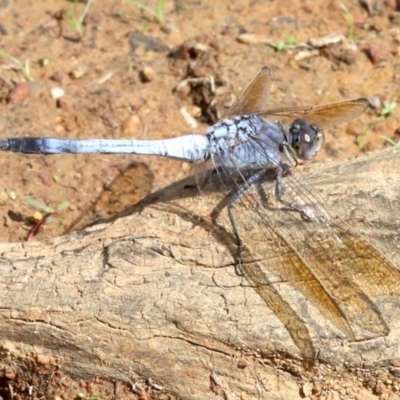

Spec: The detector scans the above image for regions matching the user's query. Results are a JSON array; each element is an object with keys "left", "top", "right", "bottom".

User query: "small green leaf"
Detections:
[
  {"left": 26, "top": 198, "right": 47, "bottom": 209},
  {"left": 126, "top": 0, "right": 166, "bottom": 23},
  {"left": 127, "top": 63, "right": 136, "bottom": 72},
  {"left": 338, "top": 1, "right": 355, "bottom": 41},
  {"left": 272, "top": 41, "right": 286, "bottom": 52},
  {"left": 25, "top": 198, "right": 55, "bottom": 213},
  {"left": 356, "top": 132, "right": 367, "bottom": 149},
  {"left": 286, "top": 34, "right": 298, "bottom": 46},
  {"left": 380, "top": 101, "right": 397, "bottom": 116},
  {"left": 57, "top": 200, "right": 70, "bottom": 211}
]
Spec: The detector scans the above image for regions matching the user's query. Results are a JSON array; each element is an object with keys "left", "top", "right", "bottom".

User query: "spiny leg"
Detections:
[
  {"left": 227, "top": 163, "right": 306, "bottom": 276},
  {"left": 274, "top": 164, "right": 309, "bottom": 217},
  {"left": 227, "top": 170, "right": 266, "bottom": 276}
]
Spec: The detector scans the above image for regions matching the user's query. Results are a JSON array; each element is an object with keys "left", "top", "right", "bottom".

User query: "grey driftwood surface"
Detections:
[{"left": 0, "top": 146, "right": 399, "bottom": 399}]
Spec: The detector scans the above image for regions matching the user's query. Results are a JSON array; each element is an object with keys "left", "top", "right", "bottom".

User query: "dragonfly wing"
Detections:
[
  {"left": 260, "top": 170, "right": 399, "bottom": 336},
  {"left": 226, "top": 172, "right": 357, "bottom": 342},
  {"left": 259, "top": 98, "right": 370, "bottom": 130},
  {"left": 226, "top": 156, "right": 398, "bottom": 339},
  {"left": 225, "top": 67, "right": 272, "bottom": 118}
]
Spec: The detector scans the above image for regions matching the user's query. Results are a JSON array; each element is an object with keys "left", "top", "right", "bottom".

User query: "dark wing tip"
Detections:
[
  {"left": 356, "top": 97, "right": 372, "bottom": 109},
  {"left": 259, "top": 66, "right": 271, "bottom": 75},
  {"left": 350, "top": 98, "right": 371, "bottom": 119}
]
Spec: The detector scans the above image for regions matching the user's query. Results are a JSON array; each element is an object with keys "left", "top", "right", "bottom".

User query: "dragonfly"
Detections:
[{"left": 1, "top": 67, "right": 399, "bottom": 360}]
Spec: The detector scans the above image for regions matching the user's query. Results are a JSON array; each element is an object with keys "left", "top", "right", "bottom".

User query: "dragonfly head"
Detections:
[{"left": 289, "top": 119, "right": 324, "bottom": 160}]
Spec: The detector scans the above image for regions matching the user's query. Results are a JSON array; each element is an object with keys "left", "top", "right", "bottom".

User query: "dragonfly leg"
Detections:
[
  {"left": 227, "top": 170, "right": 265, "bottom": 275},
  {"left": 274, "top": 165, "right": 306, "bottom": 214}
]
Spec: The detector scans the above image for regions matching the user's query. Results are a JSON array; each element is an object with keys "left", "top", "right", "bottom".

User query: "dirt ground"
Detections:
[{"left": 0, "top": 0, "right": 400, "bottom": 399}]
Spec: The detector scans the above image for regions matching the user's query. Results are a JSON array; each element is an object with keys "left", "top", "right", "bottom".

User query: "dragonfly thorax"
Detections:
[
  {"left": 207, "top": 114, "right": 286, "bottom": 169},
  {"left": 207, "top": 115, "right": 257, "bottom": 142}
]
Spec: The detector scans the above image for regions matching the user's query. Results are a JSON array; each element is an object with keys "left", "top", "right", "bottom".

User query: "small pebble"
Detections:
[
  {"left": 7, "top": 82, "right": 30, "bottom": 104},
  {"left": 237, "top": 358, "right": 249, "bottom": 369},
  {"left": 308, "top": 32, "right": 345, "bottom": 48},
  {"left": 69, "top": 67, "right": 86, "bottom": 79},
  {"left": 294, "top": 49, "right": 319, "bottom": 61},
  {"left": 49, "top": 72, "right": 64, "bottom": 83},
  {"left": 390, "top": 367, "right": 400, "bottom": 377},
  {"left": 0, "top": 23, "right": 8, "bottom": 35},
  {"left": 5, "top": 188, "right": 17, "bottom": 200},
  {"left": 50, "top": 87, "right": 65, "bottom": 99},
  {"left": 56, "top": 98, "right": 74, "bottom": 113},
  {"left": 301, "top": 381, "right": 313, "bottom": 397},
  {"left": 36, "top": 354, "right": 51, "bottom": 365},
  {"left": 121, "top": 115, "right": 142, "bottom": 137},
  {"left": 312, "top": 381, "right": 322, "bottom": 395},
  {"left": 139, "top": 66, "right": 155, "bottom": 83},
  {"left": 366, "top": 42, "right": 389, "bottom": 65},
  {"left": 237, "top": 33, "right": 269, "bottom": 44},
  {"left": 32, "top": 211, "right": 43, "bottom": 222},
  {"left": 4, "top": 370, "right": 16, "bottom": 380}
]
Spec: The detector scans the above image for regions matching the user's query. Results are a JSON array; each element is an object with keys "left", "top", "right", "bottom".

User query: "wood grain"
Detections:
[{"left": 0, "top": 147, "right": 399, "bottom": 399}]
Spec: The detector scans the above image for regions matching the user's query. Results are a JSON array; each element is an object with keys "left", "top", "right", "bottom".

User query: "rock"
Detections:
[
  {"left": 139, "top": 66, "right": 155, "bottom": 83},
  {"left": 366, "top": 42, "right": 389, "bottom": 65},
  {"left": 50, "top": 87, "right": 65, "bottom": 99},
  {"left": 121, "top": 115, "right": 142, "bottom": 137},
  {"left": 7, "top": 82, "right": 30, "bottom": 104},
  {"left": 301, "top": 381, "right": 313, "bottom": 397}
]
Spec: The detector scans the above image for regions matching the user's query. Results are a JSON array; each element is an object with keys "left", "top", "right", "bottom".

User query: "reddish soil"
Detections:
[{"left": 0, "top": 0, "right": 400, "bottom": 398}]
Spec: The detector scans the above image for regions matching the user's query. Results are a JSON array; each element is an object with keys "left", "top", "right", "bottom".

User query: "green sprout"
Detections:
[
  {"left": 356, "top": 127, "right": 368, "bottom": 149},
  {"left": 66, "top": 0, "right": 93, "bottom": 33},
  {"left": 286, "top": 34, "right": 298, "bottom": 46},
  {"left": 0, "top": 50, "right": 34, "bottom": 82},
  {"left": 338, "top": 2, "right": 355, "bottom": 41},
  {"left": 271, "top": 41, "right": 286, "bottom": 52},
  {"left": 355, "top": 118, "right": 385, "bottom": 149},
  {"left": 270, "top": 34, "right": 298, "bottom": 52},
  {"left": 25, "top": 198, "right": 70, "bottom": 240},
  {"left": 26, "top": 198, "right": 70, "bottom": 215},
  {"left": 357, "top": 102, "right": 398, "bottom": 148},
  {"left": 380, "top": 101, "right": 397, "bottom": 116},
  {"left": 127, "top": 62, "right": 137, "bottom": 72},
  {"left": 380, "top": 136, "right": 399, "bottom": 146},
  {"left": 125, "top": 0, "right": 166, "bottom": 23}
]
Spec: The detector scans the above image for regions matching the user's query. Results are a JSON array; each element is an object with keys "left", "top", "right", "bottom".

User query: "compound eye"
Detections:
[{"left": 290, "top": 119, "right": 324, "bottom": 160}]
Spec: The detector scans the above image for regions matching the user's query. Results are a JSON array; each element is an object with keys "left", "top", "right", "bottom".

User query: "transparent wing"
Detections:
[
  {"left": 260, "top": 98, "right": 370, "bottom": 130},
  {"left": 225, "top": 163, "right": 400, "bottom": 341},
  {"left": 225, "top": 67, "right": 272, "bottom": 118},
  {"left": 225, "top": 66, "right": 369, "bottom": 130}
]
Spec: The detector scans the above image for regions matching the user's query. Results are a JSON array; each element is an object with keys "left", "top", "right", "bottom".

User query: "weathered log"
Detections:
[{"left": 0, "top": 147, "right": 399, "bottom": 399}]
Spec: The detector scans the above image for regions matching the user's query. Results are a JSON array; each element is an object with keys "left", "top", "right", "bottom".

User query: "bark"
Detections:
[{"left": 0, "top": 147, "right": 399, "bottom": 399}]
